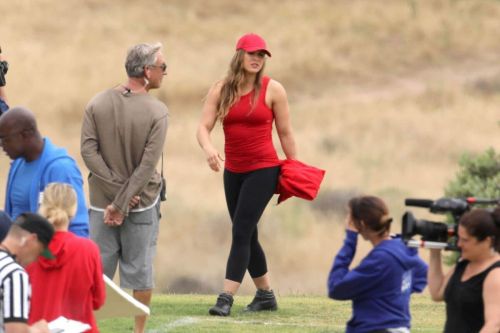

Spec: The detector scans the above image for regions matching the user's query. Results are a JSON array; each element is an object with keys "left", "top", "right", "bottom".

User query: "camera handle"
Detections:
[{"left": 406, "top": 239, "right": 458, "bottom": 251}]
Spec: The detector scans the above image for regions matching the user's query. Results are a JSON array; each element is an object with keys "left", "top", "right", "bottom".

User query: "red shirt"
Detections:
[
  {"left": 223, "top": 76, "right": 280, "bottom": 173},
  {"left": 26, "top": 231, "right": 105, "bottom": 333}
]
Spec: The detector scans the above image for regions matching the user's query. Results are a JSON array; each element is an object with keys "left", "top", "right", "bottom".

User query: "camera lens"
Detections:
[{"left": 415, "top": 219, "right": 449, "bottom": 242}]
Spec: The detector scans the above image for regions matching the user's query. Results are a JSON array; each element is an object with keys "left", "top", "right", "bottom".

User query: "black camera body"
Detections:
[
  {"left": 402, "top": 197, "right": 499, "bottom": 251},
  {"left": 160, "top": 176, "right": 167, "bottom": 202},
  {"left": 0, "top": 60, "right": 8, "bottom": 87}
]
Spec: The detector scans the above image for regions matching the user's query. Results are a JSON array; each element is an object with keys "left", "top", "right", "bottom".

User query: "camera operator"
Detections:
[
  {"left": 328, "top": 196, "right": 428, "bottom": 333},
  {"left": 0, "top": 46, "right": 9, "bottom": 113},
  {"left": 428, "top": 207, "right": 500, "bottom": 333}
]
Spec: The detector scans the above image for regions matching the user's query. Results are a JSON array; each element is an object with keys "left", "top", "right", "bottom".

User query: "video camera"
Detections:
[
  {"left": 0, "top": 46, "right": 8, "bottom": 87},
  {"left": 402, "top": 197, "right": 499, "bottom": 251}
]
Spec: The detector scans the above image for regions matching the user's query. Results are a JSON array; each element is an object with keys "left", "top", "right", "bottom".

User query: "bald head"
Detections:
[
  {"left": 0, "top": 106, "right": 42, "bottom": 161},
  {"left": 0, "top": 106, "right": 37, "bottom": 133}
]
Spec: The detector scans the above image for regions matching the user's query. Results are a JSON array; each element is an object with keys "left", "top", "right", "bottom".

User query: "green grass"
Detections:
[{"left": 98, "top": 294, "right": 445, "bottom": 333}]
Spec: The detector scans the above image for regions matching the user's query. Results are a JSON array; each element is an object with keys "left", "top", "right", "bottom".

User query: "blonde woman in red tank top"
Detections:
[{"left": 197, "top": 33, "right": 297, "bottom": 316}]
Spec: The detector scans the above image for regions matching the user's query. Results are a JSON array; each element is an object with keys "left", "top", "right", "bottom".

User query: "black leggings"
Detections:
[{"left": 223, "top": 166, "right": 280, "bottom": 283}]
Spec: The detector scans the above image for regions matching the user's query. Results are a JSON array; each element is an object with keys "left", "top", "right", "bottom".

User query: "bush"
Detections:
[
  {"left": 443, "top": 148, "right": 499, "bottom": 264},
  {"left": 444, "top": 148, "right": 500, "bottom": 201}
]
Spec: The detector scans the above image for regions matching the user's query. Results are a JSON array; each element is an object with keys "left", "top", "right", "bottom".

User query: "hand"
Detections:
[
  {"left": 129, "top": 195, "right": 140, "bottom": 209},
  {"left": 29, "top": 319, "right": 49, "bottom": 333},
  {"left": 345, "top": 215, "right": 358, "bottom": 232},
  {"left": 104, "top": 204, "right": 124, "bottom": 226},
  {"left": 204, "top": 146, "right": 224, "bottom": 172}
]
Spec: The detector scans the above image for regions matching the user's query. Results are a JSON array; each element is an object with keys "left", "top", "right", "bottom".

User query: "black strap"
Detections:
[{"left": 159, "top": 153, "right": 167, "bottom": 202}]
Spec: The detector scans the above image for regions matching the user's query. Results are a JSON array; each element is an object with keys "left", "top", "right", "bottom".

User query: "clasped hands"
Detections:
[{"left": 104, "top": 195, "right": 140, "bottom": 226}]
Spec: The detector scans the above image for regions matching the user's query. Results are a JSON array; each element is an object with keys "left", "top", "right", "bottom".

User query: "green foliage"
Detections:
[
  {"left": 97, "top": 294, "right": 444, "bottom": 332},
  {"left": 443, "top": 148, "right": 499, "bottom": 264},
  {"left": 445, "top": 148, "right": 500, "bottom": 200}
]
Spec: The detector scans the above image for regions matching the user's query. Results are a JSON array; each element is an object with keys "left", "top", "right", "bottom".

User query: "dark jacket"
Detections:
[{"left": 328, "top": 230, "right": 428, "bottom": 333}]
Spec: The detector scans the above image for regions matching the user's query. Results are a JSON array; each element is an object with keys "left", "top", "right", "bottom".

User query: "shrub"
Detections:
[
  {"left": 443, "top": 148, "right": 499, "bottom": 264},
  {"left": 444, "top": 148, "right": 500, "bottom": 201}
]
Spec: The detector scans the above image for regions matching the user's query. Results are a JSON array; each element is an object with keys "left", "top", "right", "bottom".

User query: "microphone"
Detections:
[
  {"left": 122, "top": 87, "right": 131, "bottom": 96},
  {"left": 405, "top": 198, "right": 433, "bottom": 208}
]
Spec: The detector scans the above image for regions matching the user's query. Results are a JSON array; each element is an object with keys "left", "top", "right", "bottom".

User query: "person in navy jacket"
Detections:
[{"left": 328, "top": 195, "right": 428, "bottom": 333}]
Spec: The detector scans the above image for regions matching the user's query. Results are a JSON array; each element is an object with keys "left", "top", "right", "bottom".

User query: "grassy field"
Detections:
[
  {"left": 97, "top": 294, "right": 445, "bottom": 333},
  {"left": 0, "top": 0, "right": 499, "bottom": 294}
]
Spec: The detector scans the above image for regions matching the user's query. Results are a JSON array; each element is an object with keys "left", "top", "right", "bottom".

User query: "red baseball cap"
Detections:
[{"left": 236, "top": 33, "right": 272, "bottom": 57}]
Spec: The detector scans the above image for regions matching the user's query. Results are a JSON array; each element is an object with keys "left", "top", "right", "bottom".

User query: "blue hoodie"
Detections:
[
  {"left": 5, "top": 138, "right": 89, "bottom": 237},
  {"left": 0, "top": 98, "right": 8, "bottom": 114},
  {"left": 328, "top": 230, "right": 428, "bottom": 333}
]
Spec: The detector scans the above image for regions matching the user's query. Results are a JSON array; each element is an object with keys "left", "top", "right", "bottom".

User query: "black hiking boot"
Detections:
[
  {"left": 244, "top": 289, "right": 278, "bottom": 312},
  {"left": 209, "top": 292, "right": 234, "bottom": 316}
]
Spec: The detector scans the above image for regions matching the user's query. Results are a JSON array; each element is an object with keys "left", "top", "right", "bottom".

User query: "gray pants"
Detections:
[{"left": 90, "top": 203, "right": 160, "bottom": 290}]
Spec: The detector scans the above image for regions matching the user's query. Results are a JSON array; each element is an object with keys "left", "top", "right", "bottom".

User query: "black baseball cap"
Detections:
[{"left": 14, "top": 212, "right": 55, "bottom": 259}]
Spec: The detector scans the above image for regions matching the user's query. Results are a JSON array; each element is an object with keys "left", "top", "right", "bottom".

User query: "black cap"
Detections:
[{"left": 14, "top": 213, "right": 55, "bottom": 259}]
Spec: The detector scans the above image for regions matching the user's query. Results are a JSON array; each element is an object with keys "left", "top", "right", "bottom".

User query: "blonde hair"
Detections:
[
  {"left": 216, "top": 50, "right": 265, "bottom": 121},
  {"left": 39, "top": 183, "right": 77, "bottom": 229}
]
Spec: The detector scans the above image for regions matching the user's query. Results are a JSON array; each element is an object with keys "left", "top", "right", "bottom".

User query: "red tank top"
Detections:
[{"left": 223, "top": 76, "right": 280, "bottom": 173}]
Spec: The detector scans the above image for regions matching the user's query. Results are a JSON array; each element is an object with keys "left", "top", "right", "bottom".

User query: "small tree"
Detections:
[
  {"left": 443, "top": 148, "right": 499, "bottom": 263},
  {"left": 445, "top": 148, "right": 500, "bottom": 201}
]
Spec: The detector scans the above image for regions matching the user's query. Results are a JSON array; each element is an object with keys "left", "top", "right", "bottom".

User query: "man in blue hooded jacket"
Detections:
[{"left": 0, "top": 106, "right": 89, "bottom": 237}]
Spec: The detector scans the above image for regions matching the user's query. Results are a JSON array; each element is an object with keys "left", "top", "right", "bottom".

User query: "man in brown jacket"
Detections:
[{"left": 81, "top": 42, "right": 168, "bottom": 333}]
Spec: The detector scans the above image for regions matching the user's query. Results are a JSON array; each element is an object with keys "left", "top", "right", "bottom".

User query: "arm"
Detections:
[
  {"left": 328, "top": 216, "right": 360, "bottom": 298},
  {"left": 80, "top": 106, "right": 118, "bottom": 183},
  {"left": 329, "top": 242, "right": 389, "bottom": 300},
  {"left": 81, "top": 108, "right": 142, "bottom": 225},
  {"left": 111, "top": 114, "right": 167, "bottom": 215},
  {"left": 269, "top": 80, "right": 297, "bottom": 160},
  {"left": 411, "top": 255, "right": 429, "bottom": 293},
  {"left": 404, "top": 245, "right": 428, "bottom": 293},
  {"left": 480, "top": 268, "right": 500, "bottom": 333},
  {"left": 3, "top": 271, "right": 48, "bottom": 333},
  {"left": 196, "top": 82, "right": 224, "bottom": 172},
  {"left": 5, "top": 321, "right": 49, "bottom": 333},
  {"left": 0, "top": 50, "right": 9, "bottom": 109},
  {"left": 44, "top": 159, "right": 89, "bottom": 236},
  {"left": 327, "top": 229, "right": 358, "bottom": 299},
  {"left": 427, "top": 249, "right": 454, "bottom": 301}
]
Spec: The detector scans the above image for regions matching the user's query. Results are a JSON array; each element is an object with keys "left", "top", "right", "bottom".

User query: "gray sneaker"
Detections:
[
  {"left": 209, "top": 292, "right": 234, "bottom": 316},
  {"left": 244, "top": 289, "right": 278, "bottom": 312}
]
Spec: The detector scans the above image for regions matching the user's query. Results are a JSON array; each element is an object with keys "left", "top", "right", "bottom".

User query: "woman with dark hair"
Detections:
[
  {"left": 428, "top": 207, "right": 500, "bottom": 332},
  {"left": 196, "top": 33, "right": 297, "bottom": 316},
  {"left": 328, "top": 196, "right": 428, "bottom": 333}
]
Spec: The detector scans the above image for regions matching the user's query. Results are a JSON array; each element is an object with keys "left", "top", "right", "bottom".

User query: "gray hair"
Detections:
[{"left": 125, "top": 42, "right": 162, "bottom": 78}]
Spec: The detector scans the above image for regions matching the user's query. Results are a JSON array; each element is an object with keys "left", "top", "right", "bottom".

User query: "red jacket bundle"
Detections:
[{"left": 276, "top": 159, "right": 326, "bottom": 204}]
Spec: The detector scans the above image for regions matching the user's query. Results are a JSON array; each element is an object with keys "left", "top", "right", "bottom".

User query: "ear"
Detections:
[
  {"left": 27, "top": 233, "right": 38, "bottom": 245},
  {"left": 143, "top": 66, "right": 151, "bottom": 80},
  {"left": 488, "top": 236, "right": 495, "bottom": 249},
  {"left": 360, "top": 220, "right": 366, "bottom": 229},
  {"left": 19, "top": 129, "right": 30, "bottom": 139}
]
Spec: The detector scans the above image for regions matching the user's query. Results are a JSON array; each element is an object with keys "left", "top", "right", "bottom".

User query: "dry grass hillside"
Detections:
[{"left": 1, "top": 0, "right": 499, "bottom": 294}]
